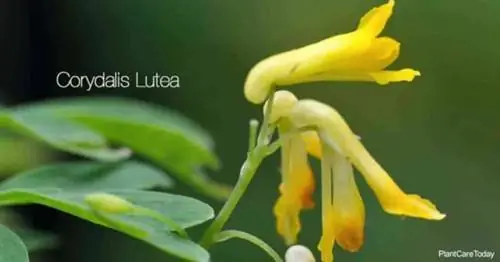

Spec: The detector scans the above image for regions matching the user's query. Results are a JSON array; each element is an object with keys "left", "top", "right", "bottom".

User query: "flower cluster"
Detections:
[{"left": 243, "top": 1, "right": 445, "bottom": 261}]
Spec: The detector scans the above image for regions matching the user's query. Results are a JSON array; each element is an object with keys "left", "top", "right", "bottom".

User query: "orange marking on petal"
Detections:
[{"left": 336, "top": 222, "right": 364, "bottom": 252}]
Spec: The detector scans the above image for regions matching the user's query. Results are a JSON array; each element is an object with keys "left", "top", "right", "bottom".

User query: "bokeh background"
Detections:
[{"left": 1, "top": 0, "right": 499, "bottom": 261}]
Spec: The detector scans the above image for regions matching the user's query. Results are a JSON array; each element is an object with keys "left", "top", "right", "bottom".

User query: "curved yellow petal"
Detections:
[
  {"left": 283, "top": 68, "right": 420, "bottom": 85},
  {"left": 244, "top": 30, "right": 373, "bottom": 104},
  {"left": 284, "top": 0, "right": 397, "bottom": 82},
  {"left": 369, "top": 69, "right": 421, "bottom": 85},
  {"left": 244, "top": 51, "right": 298, "bottom": 104},
  {"left": 318, "top": 146, "right": 335, "bottom": 262},
  {"left": 287, "top": 134, "right": 316, "bottom": 209},
  {"left": 277, "top": 37, "right": 404, "bottom": 88},
  {"left": 334, "top": 37, "right": 400, "bottom": 72},
  {"left": 277, "top": 32, "right": 373, "bottom": 85},
  {"left": 331, "top": 152, "right": 365, "bottom": 252},
  {"left": 274, "top": 193, "right": 302, "bottom": 245},
  {"left": 274, "top": 131, "right": 315, "bottom": 245},
  {"left": 364, "top": 37, "right": 401, "bottom": 70},
  {"left": 244, "top": 1, "right": 398, "bottom": 104},
  {"left": 288, "top": 100, "right": 446, "bottom": 220},
  {"left": 318, "top": 212, "right": 336, "bottom": 262},
  {"left": 357, "top": 0, "right": 395, "bottom": 38},
  {"left": 243, "top": 1, "right": 403, "bottom": 104}
]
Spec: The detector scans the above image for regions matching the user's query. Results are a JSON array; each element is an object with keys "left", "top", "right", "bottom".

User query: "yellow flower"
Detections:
[
  {"left": 265, "top": 91, "right": 316, "bottom": 245},
  {"left": 264, "top": 91, "right": 445, "bottom": 262},
  {"left": 244, "top": 0, "right": 420, "bottom": 105},
  {"left": 274, "top": 130, "right": 315, "bottom": 245},
  {"left": 317, "top": 145, "right": 365, "bottom": 262},
  {"left": 288, "top": 99, "right": 445, "bottom": 262}
]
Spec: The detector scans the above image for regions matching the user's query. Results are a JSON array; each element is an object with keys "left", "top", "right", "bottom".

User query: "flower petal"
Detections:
[
  {"left": 274, "top": 32, "right": 373, "bottom": 87},
  {"left": 331, "top": 37, "right": 400, "bottom": 72},
  {"left": 318, "top": 212, "right": 336, "bottom": 262},
  {"left": 331, "top": 151, "right": 365, "bottom": 252},
  {"left": 318, "top": 146, "right": 335, "bottom": 262},
  {"left": 294, "top": 0, "right": 397, "bottom": 79},
  {"left": 369, "top": 69, "right": 421, "bottom": 85},
  {"left": 363, "top": 37, "right": 401, "bottom": 70},
  {"left": 302, "top": 131, "right": 322, "bottom": 158},
  {"left": 274, "top": 193, "right": 303, "bottom": 245},
  {"left": 274, "top": 131, "right": 316, "bottom": 245},
  {"left": 243, "top": 0, "right": 399, "bottom": 104},
  {"left": 357, "top": 0, "right": 395, "bottom": 38},
  {"left": 287, "top": 134, "right": 316, "bottom": 209},
  {"left": 289, "top": 100, "right": 446, "bottom": 221},
  {"left": 244, "top": 52, "right": 296, "bottom": 104},
  {"left": 245, "top": 31, "right": 373, "bottom": 104},
  {"left": 284, "top": 68, "right": 420, "bottom": 85}
]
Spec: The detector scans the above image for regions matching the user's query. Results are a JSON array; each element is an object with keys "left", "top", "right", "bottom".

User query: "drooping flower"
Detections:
[
  {"left": 265, "top": 91, "right": 315, "bottom": 245},
  {"left": 286, "top": 99, "right": 446, "bottom": 262},
  {"left": 264, "top": 91, "right": 445, "bottom": 262},
  {"left": 244, "top": 0, "right": 419, "bottom": 104}
]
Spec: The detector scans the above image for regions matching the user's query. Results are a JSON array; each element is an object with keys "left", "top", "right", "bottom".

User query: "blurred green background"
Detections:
[{"left": 1, "top": 0, "right": 499, "bottom": 261}]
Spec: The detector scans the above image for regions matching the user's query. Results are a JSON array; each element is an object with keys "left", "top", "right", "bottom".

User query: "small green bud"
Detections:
[{"left": 85, "top": 193, "right": 134, "bottom": 213}]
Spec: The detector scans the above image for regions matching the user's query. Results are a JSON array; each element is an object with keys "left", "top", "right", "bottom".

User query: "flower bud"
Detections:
[
  {"left": 85, "top": 193, "right": 134, "bottom": 213},
  {"left": 263, "top": 90, "right": 298, "bottom": 123},
  {"left": 285, "top": 245, "right": 316, "bottom": 262}
]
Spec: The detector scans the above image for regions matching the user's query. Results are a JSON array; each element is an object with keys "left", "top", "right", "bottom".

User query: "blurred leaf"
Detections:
[
  {"left": 14, "top": 228, "right": 59, "bottom": 252},
  {"left": 0, "top": 224, "right": 29, "bottom": 262},
  {"left": 0, "top": 189, "right": 212, "bottom": 262},
  {"left": 0, "top": 161, "right": 173, "bottom": 191},
  {"left": 0, "top": 209, "right": 59, "bottom": 252},
  {"left": 0, "top": 109, "right": 130, "bottom": 162},
  {"left": 216, "top": 230, "right": 283, "bottom": 262},
  {"left": 0, "top": 134, "right": 55, "bottom": 177},
  {"left": 17, "top": 98, "right": 230, "bottom": 200}
]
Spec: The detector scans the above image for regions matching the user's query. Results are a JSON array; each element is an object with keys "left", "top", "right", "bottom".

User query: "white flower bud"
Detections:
[{"left": 285, "top": 245, "right": 316, "bottom": 262}]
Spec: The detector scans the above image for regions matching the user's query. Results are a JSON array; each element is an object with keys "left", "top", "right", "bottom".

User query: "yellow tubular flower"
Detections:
[
  {"left": 330, "top": 148, "right": 365, "bottom": 253},
  {"left": 244, "top": 0, "right": 420, "bottom": 104},
  {"left": 267, "top": 91, "right": 315, "bottom": 245},
  {"left": 275, "top": 130, "right": 315, "bottom": 245},
  {"left": 318, "top": 143, "right": 365, "bottom": 262},
  {"left": 288, "top": 99, "right": 446, "bottom": 221}
]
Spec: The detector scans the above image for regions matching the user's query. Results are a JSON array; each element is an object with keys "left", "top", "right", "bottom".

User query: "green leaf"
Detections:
[
  {"left": 0, "top": 189, "right": 213, "bottom": 262},
  {"left": 0, "top": 224, "right": 29, "bottom": 262},
  {"left": 216, "top": 230, "right": 283, "bottom": 262},
  {"left": 0, "top": 109, "right": 130, "bottom": 162},
  {"left": 0, "top": 135, "right": 55, "bottom": 177},
  {"left": 17, "top": 98, "right": 230, "bottom": 199},
  {"left": 0, "top": 161, "right": 173, "bottom": 191}
]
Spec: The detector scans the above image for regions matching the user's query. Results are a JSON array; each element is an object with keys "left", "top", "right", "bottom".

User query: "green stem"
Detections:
[
  {"left": 248, "top": 119, "right": 259, "bottom": 152},
  {"left": 257, "top": 90, "right": 275, "bottom": 144},
  {"left": 200, "top": 90, "right": 276, "bottom": 248},
  {"left": 215, "top": 230, "right": 283, "bottom": 262},
  {"left": 199, "top": 144, "right": 267, "bottom": 248}
]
